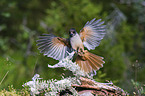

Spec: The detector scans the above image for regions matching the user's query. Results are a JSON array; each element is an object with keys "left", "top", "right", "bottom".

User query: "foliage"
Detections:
[
  {"left": 0, "top": 0, "right": 145, "bottom": 95},
  {"left": 131, "top": 79, "right": 145, "bottom": 95},
  {"left": 0, "top": 85, "right": 30, "bottom": 96}
]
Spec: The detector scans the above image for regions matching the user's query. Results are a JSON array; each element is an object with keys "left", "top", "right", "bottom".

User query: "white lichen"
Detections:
[
  {"left": 23, "top": 52, "right": 94, "bottom": 95},
  {"left": 22, "top": 74, "right": 79, "bottom": 96},
  {"left": 48, "top": 51, "right": 92, "bottom": 78}
]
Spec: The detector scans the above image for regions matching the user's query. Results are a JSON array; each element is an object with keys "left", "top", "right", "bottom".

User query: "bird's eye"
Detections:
[{"left": 73, "top": 31, "right": 75, "bottom": 33}]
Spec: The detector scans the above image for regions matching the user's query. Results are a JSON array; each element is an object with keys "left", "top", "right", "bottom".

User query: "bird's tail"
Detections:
[{"left": 75, "top": 50, "right": 105, "bottom": 73}]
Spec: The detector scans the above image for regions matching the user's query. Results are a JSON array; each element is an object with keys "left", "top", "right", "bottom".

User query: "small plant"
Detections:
[
  {"left": 131, "top": 79, "right": 145, "bottom": 95},
  {"left": 0, "top": 85, "right": 30, "bottom": 96}
]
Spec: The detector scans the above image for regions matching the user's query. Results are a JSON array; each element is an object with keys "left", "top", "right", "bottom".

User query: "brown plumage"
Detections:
[
  {"left": 36, "top": 18, "right": 106, "bottom": 73},
  {"left": 76, "top": 50, "right": 104, "bottom": 73}
]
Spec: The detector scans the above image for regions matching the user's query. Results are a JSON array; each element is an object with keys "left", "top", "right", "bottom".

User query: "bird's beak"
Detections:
[
  {"left": 70, "top": 34, "right": 73, "bottom": 37},
  {"left": 70, "top": 32, "right": 74, "bottom": 37}
]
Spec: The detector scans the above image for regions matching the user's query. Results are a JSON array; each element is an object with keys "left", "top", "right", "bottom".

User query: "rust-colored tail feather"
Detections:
[{"left": 75, "top": 50, "right": 105, "bottom": 73}]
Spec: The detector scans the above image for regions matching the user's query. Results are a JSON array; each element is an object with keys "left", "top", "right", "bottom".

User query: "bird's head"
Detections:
[{"left": 69, "top": 28, "right": 77, "bottom": 37}]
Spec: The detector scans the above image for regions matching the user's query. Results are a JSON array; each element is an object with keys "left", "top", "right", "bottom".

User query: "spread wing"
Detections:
[
  {"left": 36, "top": 34, "right": 73, "bottom": 60},
  {"left": 79, "top": 18, "right": 106, "bottom": 50}
]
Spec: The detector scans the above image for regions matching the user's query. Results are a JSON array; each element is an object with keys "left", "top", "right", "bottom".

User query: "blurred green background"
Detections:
[{"left": 0, "top": 0, "right": 145, "bottom": 94}]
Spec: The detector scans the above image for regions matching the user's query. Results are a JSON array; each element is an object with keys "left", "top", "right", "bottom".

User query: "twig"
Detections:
[
  {"left": 0, "top": 71, "right": 9, "bottom": 85},
  {"left": 32, "top": 57, "right": 38, "bottom": 76}
]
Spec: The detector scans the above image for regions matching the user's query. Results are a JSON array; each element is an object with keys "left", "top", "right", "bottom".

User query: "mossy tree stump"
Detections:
[{"left": 60, "top": 77, "right": 128, "bottom": 96}]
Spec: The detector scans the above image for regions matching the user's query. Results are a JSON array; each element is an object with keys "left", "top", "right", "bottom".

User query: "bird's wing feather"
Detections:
[
  {"left": 79, "top": 18, "right": 106, "bottom": 50},
  {"left": 36, "top": 34, "right": 72, "bottom": 60}
]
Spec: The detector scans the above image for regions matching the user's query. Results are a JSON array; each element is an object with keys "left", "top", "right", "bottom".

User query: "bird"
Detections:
[{"left": 36, "top": 18, "right": 106, "bottom": 73}]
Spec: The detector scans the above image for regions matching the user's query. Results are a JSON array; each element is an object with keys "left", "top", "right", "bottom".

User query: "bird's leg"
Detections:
[
  {"left": 73, "top": 49, "right": 77, "bottom": 53},
  {"left": 77, "top": 48, "right": 85, "bottom": 56},
  {"left": 80, "top": 48, "right": 85, "bottom": 54}
]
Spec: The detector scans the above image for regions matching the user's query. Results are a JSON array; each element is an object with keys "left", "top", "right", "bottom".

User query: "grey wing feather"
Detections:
[
  {"left": 80, "top": 18, "right": 106, "bottom": 50},
  {"left": 36, "top": 34, "right": 73, "bottom": 60}
]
